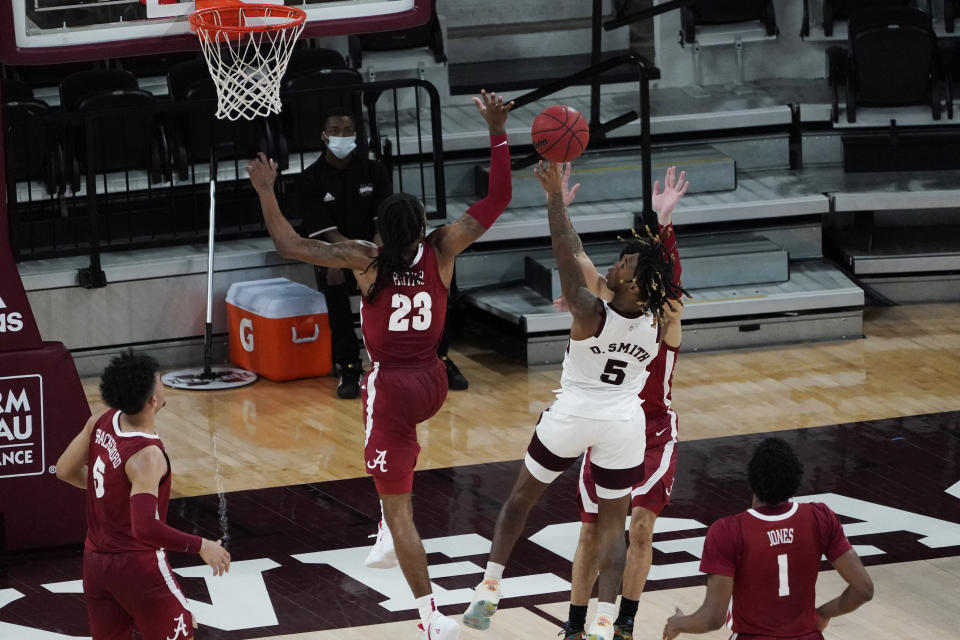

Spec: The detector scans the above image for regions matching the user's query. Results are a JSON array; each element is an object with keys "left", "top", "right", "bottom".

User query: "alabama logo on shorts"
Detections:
[
  {"left": 367, "top": 449, "right": 388, "bottom": 472},
  {"left": 166, "top": 613, "right": 189, "bottom": 640}
]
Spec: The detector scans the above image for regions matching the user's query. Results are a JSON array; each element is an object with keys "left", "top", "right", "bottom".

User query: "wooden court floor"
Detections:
[
  {"left": 50, "top": 301, "right": 960, "bottom": 640},
  {"left": 78, "top": 303, "right": 960, "bottom": 499}
]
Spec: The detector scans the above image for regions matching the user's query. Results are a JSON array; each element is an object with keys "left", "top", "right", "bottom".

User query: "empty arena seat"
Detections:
[
  {"left": 9, "top": 60, "right": 102, "bottom": 90},
  {"left": 828, "top": 6, "right": 942, "bottom": 123},
  {"left": 680, "top": 0, "right": 777, "bottom": 44},
  {"left": 281, "top": 68, "right": 364, "bottom": 153},
  {"left": 59, "top": 69, "right": 169, "bottom": 185},
  {"left": 348, "top": 0, "right": 445, "bottom": 68},
  {"left": 821, "top": 0, "right": 911, "bottom": 37},
  {"left": 285, "top": 47, "right": 348, "bottom": 76},
  {"left": 166, "top": 60, "right": 281, "bottom": 172},
  {"left": 115, "top": 51, "right": 200, "bottom": 78},
  {"left": 59, "top": 68, "right": 140, "bottom": 112},
  {"left": 2, "top": 78, "right": 35, "bottom": 103},
  {"left": 3, "top": 98, "right": 60, "bottom": 195}
]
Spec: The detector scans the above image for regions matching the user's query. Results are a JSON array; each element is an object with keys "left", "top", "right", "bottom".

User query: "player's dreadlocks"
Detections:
[
  {"left": 748, "top": 437, "right": 805, "bottom": 505},
  {"left": 618, "top": 227, "right": 688, "bottom": 321},
  {"left": 365, "top": 193, "right": 426, "bottom": 302}
]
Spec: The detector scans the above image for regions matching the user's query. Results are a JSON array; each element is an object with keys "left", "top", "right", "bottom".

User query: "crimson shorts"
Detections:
[
  {"left": 578, "top": 411, "right": 678, "bottom": 522},
  {"left": 83, "top": 549, "right": 194, "bottom": 640},
  {"left": 361, "top": 358, "right": 448, "bottom": 494}
]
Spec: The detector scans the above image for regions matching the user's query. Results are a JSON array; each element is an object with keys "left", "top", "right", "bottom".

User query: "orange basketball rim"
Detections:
[{"left": 189, "top": 0, "right": 306, "bottom": 121}]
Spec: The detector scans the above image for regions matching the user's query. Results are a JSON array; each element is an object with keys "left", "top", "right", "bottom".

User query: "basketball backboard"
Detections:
[{"left": 0, "top": 0, "right": 425, "bottom": 64}]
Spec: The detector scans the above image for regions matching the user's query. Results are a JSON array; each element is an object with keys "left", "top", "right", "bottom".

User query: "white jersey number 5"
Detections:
[
  {"left": 389, "top": 292, "right": 433, "bottom": 331},
  {"left": 92, "top": 456, "right": 106, "bottom": 499}
]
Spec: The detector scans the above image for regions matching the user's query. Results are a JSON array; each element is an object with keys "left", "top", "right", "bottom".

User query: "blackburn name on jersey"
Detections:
[{"left": 552, "top": 301, "right": 661, "bottom": 420}]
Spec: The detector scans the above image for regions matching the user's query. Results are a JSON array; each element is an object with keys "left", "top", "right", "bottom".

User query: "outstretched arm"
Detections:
[
  {"left": 537, "top": 161, "right": 602, "bottom": 339},
  {"left": 652, "top": 166, "right": 688, "bottom": 288},
  {"left": 248, "top": 153, "right": 378, "bottom": 270},
  {"left": 433, "top": 91, "right": 513, "bottom": 262}
]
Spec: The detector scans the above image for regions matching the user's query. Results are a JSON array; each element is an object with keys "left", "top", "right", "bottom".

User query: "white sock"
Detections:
[
  {"left": 484, "top": 562, "right": 504, "bottom": 582},
  {"left": 416, "top": 594, "right": 437, "bottom": 627},
  {"left": 596, "top": 601, "right": 617, "bottom": 622}
]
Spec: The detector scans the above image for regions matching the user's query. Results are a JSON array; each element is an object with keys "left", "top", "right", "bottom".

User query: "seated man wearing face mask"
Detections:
[{"left": 298, "top": 108, "right": 469, "bottom": 399}]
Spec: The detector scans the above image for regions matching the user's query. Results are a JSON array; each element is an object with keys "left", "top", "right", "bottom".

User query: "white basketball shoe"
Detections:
[
  {"left": 462, "top": 578, "right": 500, "bottom": 630},
  {"left": 421, "top": 612, "right": 460, "bottom": 640},
  {"left": 364, "top": 520, "right": 397, "bottom": 569},
  {"left": 586, "top": 613, "right": 616, "bottom": 640}
]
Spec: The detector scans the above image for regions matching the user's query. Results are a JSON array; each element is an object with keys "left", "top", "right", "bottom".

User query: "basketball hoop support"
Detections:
[{"left": 162, "top": 149, "right": 257, "bottom": 391}]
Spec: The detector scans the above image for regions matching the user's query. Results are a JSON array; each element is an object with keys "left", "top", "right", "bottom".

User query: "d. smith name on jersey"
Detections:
[{"left": 589, "top": 342, "right": 653, "bottom": 364}]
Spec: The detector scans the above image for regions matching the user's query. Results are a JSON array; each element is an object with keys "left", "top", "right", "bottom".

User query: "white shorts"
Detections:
[{"left": 524, "top": 408, "right": 646, "bottom": 499}]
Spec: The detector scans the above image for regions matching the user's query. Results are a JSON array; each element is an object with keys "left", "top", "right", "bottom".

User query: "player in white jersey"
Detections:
[{"left": 464, "top": 161, "right": 685, "bottom": 640}]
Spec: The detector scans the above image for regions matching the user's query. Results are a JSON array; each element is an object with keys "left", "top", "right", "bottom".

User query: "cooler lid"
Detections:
[{"left": 226, "top": 278, "right": 328, "bottom": 318}]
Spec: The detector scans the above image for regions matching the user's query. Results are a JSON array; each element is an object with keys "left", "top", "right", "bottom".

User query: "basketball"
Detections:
[{"left": 531, "top": 105, "right": 590, "bottom": 163}]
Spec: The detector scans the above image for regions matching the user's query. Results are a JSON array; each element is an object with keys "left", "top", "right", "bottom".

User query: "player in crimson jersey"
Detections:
[
  {"left": 562, "top": 166, "right": 689, "bottom": 640},
  {"left": 55, "top": 351, "right": 231, "bottom": 640},
  {"left": 248, "top": 90, "right": 513, "bottom": 640},
  {"left": 662, "top": 438, "right": 874, "bottom": 640}
]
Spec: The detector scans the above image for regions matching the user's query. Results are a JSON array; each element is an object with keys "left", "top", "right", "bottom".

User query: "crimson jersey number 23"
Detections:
[{"left": 388, "top": 292, "right": 433, "bottom": 331}]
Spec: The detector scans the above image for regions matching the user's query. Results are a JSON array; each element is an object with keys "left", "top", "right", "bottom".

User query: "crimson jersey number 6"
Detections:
[{"left": 388, "top": 292, "right": 433, "bottom": 331}]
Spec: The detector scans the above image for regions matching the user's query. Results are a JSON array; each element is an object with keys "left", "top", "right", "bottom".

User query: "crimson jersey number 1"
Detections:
[{"left": 389, "top": 292, "right": 433, "bottom": 331}]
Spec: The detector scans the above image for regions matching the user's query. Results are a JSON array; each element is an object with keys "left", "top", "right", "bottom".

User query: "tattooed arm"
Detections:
[
  {"left": 537, "top": 162, "right": 603, "bottom": 340},
  {"left": 248, "top": 153, "right": 378, "bottom": 271}
]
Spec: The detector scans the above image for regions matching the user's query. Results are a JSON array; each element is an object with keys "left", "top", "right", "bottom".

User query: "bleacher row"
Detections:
[{"left": 3, "top": 47, "right": 365, "bottom": 196}]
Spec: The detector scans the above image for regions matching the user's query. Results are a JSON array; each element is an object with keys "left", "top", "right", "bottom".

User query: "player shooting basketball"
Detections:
[
  {"left": 463, "top": 160, "right": 685, "bottom": 640},
  {"left": 248, "top": 90, "right": 513, "bottom": 640}
]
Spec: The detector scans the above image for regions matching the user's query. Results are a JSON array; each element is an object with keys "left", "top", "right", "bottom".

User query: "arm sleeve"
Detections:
[
  {"left": 658, "top": 223, "right": 682, "bottom": 288},
  {"left": 466, "top": 134, "right": 511, "bottom": 229},
  {"left": 811, "top": 502, "right": 853, "bottom": 562},
  {"left": 699, "top": 517, "right": 741, "bottom": 577},
  {"left": 130, "top": 493, "right": 202, "bottom": 554}
]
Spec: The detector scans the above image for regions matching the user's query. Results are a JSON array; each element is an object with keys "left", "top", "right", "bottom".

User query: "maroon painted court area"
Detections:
[{"left": 2, "top": 411, "right": 959, "bottom": 638}]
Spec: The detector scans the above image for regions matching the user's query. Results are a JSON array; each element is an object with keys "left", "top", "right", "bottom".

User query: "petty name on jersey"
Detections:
[{"left": 392, "top": 271, "right": 425, "bottom": 287}]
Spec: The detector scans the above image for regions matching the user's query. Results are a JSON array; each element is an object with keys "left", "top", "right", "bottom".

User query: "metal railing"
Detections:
[{"left": 5, "top": 77, "right": 445, "bottom": 287}]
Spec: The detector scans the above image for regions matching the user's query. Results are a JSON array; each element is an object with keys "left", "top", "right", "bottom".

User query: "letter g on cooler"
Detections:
[{"left": 240, "top": 318, "right": 255, "bottom": 353}]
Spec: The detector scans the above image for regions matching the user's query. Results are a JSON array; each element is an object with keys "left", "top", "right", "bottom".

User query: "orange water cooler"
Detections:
[{"left": 225, "top": 278, "right": 333, "bottom": 381}]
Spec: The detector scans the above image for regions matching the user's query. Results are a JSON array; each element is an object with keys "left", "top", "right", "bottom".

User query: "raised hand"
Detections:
[
  {"left": 559, "top": 162, "right": 581, "bottom": 207},
  {"left": 535, "top": 160, "right": 580, "bottom": 205},
  {"left": 661, "top": 297, "right": 683, "bottom": 325},
  {"left": 651, "top": 166, "right": 689, "bottom": 226},
  {"left": 472, "top": 90, "right": 514, "bottom": 135},
  {"left": 246, "top": 152, "right": 277, "bottom": 193}
]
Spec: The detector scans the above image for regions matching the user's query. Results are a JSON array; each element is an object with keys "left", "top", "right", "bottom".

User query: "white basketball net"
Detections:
[{"left": 191, "top": 3, "right": 306, "bottom": 121}]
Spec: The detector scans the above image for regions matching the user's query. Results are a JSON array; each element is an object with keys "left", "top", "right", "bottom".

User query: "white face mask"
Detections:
[{"left": 326, "top": 135, "right": 357, "bottom": 159}]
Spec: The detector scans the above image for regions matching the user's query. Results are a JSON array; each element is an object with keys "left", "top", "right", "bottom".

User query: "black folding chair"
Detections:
[
  {"left": 827, "top": 6, "right": 942, "bottom": 123},
  {"left": 680, "top": 0, "right": 777, "bottom": 44}
]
